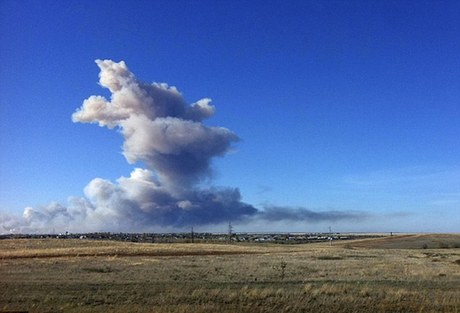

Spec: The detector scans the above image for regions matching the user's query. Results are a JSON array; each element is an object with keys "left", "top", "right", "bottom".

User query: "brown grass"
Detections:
[
  {"left": 0, "top": 235, "right": 459, "bottom": 312},
  {"left": 338, "top": 233, "right": 460, "bottom": 249},
  {"left": 0, "top": 239, "right": 313, "bottom": 259}
]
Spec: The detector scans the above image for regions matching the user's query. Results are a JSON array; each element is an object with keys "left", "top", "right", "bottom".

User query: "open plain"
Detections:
[{"left": 1, "top": 234, "right": 459, "bottom": 312}]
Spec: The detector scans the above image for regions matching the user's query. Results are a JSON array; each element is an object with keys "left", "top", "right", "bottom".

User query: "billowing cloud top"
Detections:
[{"left": 72, "top": 60, "right": 237, "bottom": 189}]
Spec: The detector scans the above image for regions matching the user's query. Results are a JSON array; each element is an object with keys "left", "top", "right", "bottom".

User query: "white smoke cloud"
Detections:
[
  {"left": 72, "top": 59, "right": 236, "bottom": 190},
  {"left": 1, "top": 60, "right": 255, "bottom": 233},
  {"left": 0, "top": 60, "right": 365, "bottom": 234}
]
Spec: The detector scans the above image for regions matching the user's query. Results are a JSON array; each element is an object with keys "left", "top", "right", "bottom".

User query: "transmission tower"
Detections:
[{"left": 228, "top": 221, "right": 233, "bottom": 242}]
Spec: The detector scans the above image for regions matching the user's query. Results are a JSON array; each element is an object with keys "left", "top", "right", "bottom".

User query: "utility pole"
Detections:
[
  {"left": 191, "top": 226, "right": 194, "bottom": 243},
  {"left": 329, "top": 226, "right": 333, "bottom": 246}
]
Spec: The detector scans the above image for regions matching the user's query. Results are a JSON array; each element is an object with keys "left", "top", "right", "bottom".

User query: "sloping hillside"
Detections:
[{"left": 340, "top": 234, "right": 460, "bottom": 249}]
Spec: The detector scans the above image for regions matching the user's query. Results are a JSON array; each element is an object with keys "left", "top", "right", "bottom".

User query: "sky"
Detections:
[{"left": 0, "top": 0, "right": 459, "bottom": 234}]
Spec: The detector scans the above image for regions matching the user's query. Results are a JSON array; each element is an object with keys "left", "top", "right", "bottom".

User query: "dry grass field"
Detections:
[{"left": 1, "top": 234, "right": 459, "bottom": 312}]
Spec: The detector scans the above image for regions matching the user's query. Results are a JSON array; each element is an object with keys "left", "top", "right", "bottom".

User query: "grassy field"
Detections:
[{"left": 1, "top": 234, "right": 459, "bottom": 312}]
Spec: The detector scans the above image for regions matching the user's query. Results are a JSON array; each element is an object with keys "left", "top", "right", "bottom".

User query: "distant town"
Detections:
[{"left": 0, "top": 231, "right": 389, "bottom": 244}]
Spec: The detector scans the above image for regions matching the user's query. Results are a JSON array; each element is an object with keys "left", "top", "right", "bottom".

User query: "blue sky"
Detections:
[{"left": 1, "top": 0, "right": 459, "bottom": 233}]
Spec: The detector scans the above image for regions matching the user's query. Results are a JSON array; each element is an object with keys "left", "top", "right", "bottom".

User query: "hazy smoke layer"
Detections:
[
  {"left": 258, "top": 206, "right": 364, "bottom": 222},
  {"left": 1, "top": 60, "right": 364, "bottom": 233}
]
